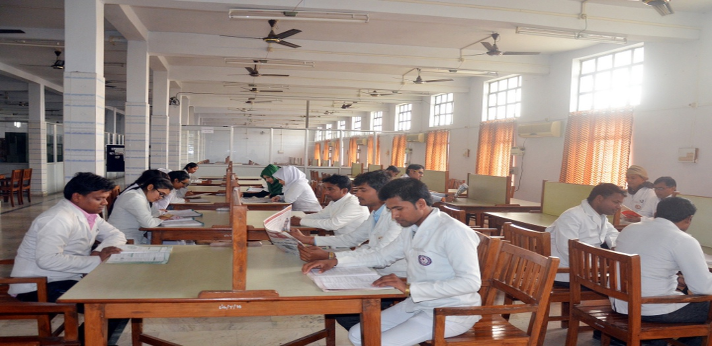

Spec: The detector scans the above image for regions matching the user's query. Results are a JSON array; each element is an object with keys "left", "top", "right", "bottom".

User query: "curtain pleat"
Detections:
[
  {"left": 313, "top": 143, "right": 321, "bottom": 165},
  {"left": 322, "top": 141, "right": 330, "bottom": 162},
  {"left": 476, "top": 119, "right": 516, "bottom": 177},
  {"left": 333, "top": 140, "right": 340, "bottom": 164},
  {"left": 425, "top": 130, "right": 449, "bottom": 171},
  {"left": 391, "top": 135, "right": 406, "bottom": 167},
  {"left": 348, "top": 138, "right": 358, "bottom": 166}
]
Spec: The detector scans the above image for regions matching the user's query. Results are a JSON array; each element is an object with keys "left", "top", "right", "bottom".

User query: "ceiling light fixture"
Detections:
[
  {"left": 229, "top": 9, "right": 369, "bottom": 23},
  {"left": 224, "top": 58, "right": 314, "bottom": 68},
  {"left": 515, "top": 26, "right": 627, "bottom": 44},
  {"left": 642, "top": 0, "right": 674, "bottom": 16}
]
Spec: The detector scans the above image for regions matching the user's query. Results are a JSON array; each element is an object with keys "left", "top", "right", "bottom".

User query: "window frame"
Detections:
[
  {"left": 396, "top": 103, "right": 412, "bottom": 131},
  {"left": 371, "top": 111, "right": 383, "bottom": 132},
  {"left": 483, "top": 75, "right": 522, "bottom": 121},
  {"left": 430, "top": 93, "right": 454, "bottom": 127}
]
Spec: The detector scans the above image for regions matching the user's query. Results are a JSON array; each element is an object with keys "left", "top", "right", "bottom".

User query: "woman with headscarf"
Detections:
[
  {"left": 243, "top": 164, "right": 284, "bottom": 198},
  {"left": 622, "top": 165, "right": 658, "bottom": 222},
  {"left": 270, "top": 166, "right": 322, "bottom": 212}
]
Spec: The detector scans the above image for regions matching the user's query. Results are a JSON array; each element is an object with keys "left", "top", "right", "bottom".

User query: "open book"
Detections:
[
  {"left": 166, "top": 209, "right": 203, "bottom": 218},
  {"left": 621, "top": 205, "right": 642, "bottom": 218},
  {"left": 107, "top": 245, "right": 173, "bottom": 264},
  {"left": 263, "top": 206, "right": 303, "bottom": 255},
  {"left": 160, "top": 218, "right": 204, "bottom": 227},
  {"left": 307, "top": 267, "right": 393, "bottom": 292}
]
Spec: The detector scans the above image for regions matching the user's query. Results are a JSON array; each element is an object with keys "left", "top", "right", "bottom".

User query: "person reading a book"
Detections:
[
  {"left": 302, "top": 178, "right": 481, "bottom": 346},
  {"left": 546, "top": 183, "right": 624, "bottom": 286},
  {"left": 654, "top": 176, "right": 678, "bottom": 200},
  {"left": 108, "top": 175, "right": 174, "bottom": 244},
  {"left": 400, "top": 163, "right": 454, "bottom": 202},
  {"left": 385, "top": 165, "right": 401, "bottom": 179},
  {"left": 270, "top": 166, "right": 322, "bottom": 212},
  {"left": 152, "top": 170, "right": 191, "bottom": 214},
  {"left": 290, "top": 174, "right": 369, "bottom": 236},
  {"left": 613, "top": 197, "right": 712, "bottom": 346},
  {"left": 622, "top": 165, "right": 658, "bottom": 222},
  {"left": 243, "top": 164, "right": 283, "bottom": 198}
]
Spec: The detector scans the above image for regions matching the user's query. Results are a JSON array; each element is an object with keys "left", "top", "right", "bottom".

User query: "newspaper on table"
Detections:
[
  {"left": 307, "top": 267, "right": 393, "bottom": 292},
  {"left": 166, "top": 209, "right": 203, "bottom": 217},
  {"left": 263, "top": 206, "right": 303, "bottom": 255},
  {"left": 106, "top": 245, "right": 173, "bottom": 264},
  {"left": 246, "top": 187, "right": 265, "bottom": 193}
]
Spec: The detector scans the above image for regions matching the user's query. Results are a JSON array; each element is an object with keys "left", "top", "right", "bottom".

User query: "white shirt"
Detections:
[
  {"left": 279, "top": 180, "right": 322, "bottom": 212},
  {"left": 337, "top": 208, "right": 481, "bottom": 325},
  {"left": 315, "top": 204, "right": 407, "bottom": 276},
  {"left": 152, "top": 189, "right": 183, "bottom": 214},
  {"left": 612, "top": 218, "right": 712, "bottom": 316},
  {"left": 623, "top": 186, "right": 658, "bottom": 219},
  {"left": 546, "top": 199, "right": 620, "bottom": 282},
  {"left": 108, "top": 188, "right": 163, "bottom": 243},
  {"left": 298, "top": 193, "right": 369, "bottom": 236},
  {"left": 9, "top": 199, "right": 127, "bottom": 295}
]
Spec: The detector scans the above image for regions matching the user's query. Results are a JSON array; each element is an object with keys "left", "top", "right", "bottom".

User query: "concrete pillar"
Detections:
[
  {"left": 28, "top": 82, "right": 48, "bottom": 195},
  {"left": 150, "top": 70, "right": 169, "bottom": 169},
  {"left": 123, "top": 40, "right": 150, "bottom": 183},
  {"left": 168, "top": 87, "right": 181, "bottom": 169},
  {"left": 63, "top": 0, "right": 105, "bottom": 181},
  {"left": 180, "top": 96, "right": 190, "bottom": 166}
]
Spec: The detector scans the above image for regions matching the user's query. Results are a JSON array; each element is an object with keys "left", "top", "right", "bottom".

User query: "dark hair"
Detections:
[
  {"left": 586, "top": 183, "right": 627, "bottom": 203},
  {"left": 653, "top": 176, "right": 677, "bottom": 188},
  {"left": 184, "top": 162, "right": 198, "bottom": 170},
  {"left": 168, "top": 170, "right": 190, "bottom": 182},
  {"left": 378, "top": 178, "right": 433, "bottom": 206},
  {"left": 122, "top": 169, "right": 169, "bottom": 194},
  {"left": 322, "top": 174, "right": 352, "bottom": 190},
  {"left": 353, "top": 170, "right": 391, "bottom": 192},
  {"left": 656, "top": 197, "right": 696, "bottom": 223},
  {"left": 64, "top": 172, "right": 116, "bottom": 199},
  {"left": 386, "top": 165, "right": 400, "bottom": 173},
  {"left": 406, "top": 164, "right": 424, "bottom": 173},
  {"left": 138, "top": 176, "right": 174, "bottom": 192}
]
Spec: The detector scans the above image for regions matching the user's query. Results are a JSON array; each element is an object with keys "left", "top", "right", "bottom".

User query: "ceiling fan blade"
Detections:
[
  {"left": 424, "top": 79, "right": 454, "bottom": 83},
  {"left": 259, "top": 73, "right": 290, "bottom": 77},
  {"left": 276, "top": 40, "right": 301, "bottom": 49},
  {"left": 253, "top": 100, "right": 274, "bottom": 103},
  {"left": 221, "top": 34, "right": 263, "bottom": 40},
  {"left": 481, "top": 42, "right": 494, "bottom": 51},
  {"left": 245, "top": 67, "right": 258, "bottom": 75},
  {"left": 259, "top": 90, "right": 283, "bottom": 92},
  {"left": 462, "top": 52, "right": 488, "bottom": 57},
  {"left": 502, "top": 51, "right": 540, "bottom": 55},
  {"left": 275, "top": 29, "right": 301, "bottom": 40},
  {"left": 0, "top": 29, "right": 25, "bottom": 34}
]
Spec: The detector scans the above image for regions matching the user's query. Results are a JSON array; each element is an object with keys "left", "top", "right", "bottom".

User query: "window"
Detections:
[
  {"left": 575, "top": 46, "right": 643, "bottom": 111},
  {"left": 325, "top": 124, "right": 333, "bottom": 140},
  {"left": 396, "top": 104, "right": 412, "bottom": 131},
  {"left": 352, "top": 116, "right": 361, "bottom": 131},
  {"left": 430, "top": 93, "right": 453, "bottom": 127},
  {"left": 337, "top": 120, "right": 346, "bottom": 138},
  {"left": 315, "top": 126, "right": 323, "bottom": 141},
  {"left": 483, "top": 76, "right": 522, "bottom": 121},
  {"left": 371, "top": 111, "right": 383, "bottom": 132}
]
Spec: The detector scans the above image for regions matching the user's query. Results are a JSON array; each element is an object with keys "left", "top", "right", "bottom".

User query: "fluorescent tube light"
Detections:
[
  {"left": 229, "top": 9, "right": 369, "bottom": 23},
  {"left": 516, "top": 26, "right": 627, "bottom": 44},
  {"left": 224, "top": 58, "right": 314, "bottom": 68},
  {"left": 643, "top": 0, "right": 674, "bottom": 16}
]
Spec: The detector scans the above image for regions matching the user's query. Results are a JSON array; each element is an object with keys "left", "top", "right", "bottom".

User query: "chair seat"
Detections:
[
  {"left": 441, "top": 316, "right": 530, "bottom": 345},
  {"left": 574, "top": 304, "right": 712, "bottom": 339}
]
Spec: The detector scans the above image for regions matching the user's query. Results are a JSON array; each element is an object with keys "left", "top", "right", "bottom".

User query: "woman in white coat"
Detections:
[
  {"left": 270, "top": 166, "right": 322, "bottom": 212},
  {"left": 109, "top": 176, "right": 174, "bottom": 244}
]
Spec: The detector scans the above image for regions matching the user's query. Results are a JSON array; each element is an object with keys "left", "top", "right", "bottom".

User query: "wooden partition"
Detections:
[
  {"left": 676, "top": 194, "right": 712, "bottom": 248},
  {"left": 368, "top": 164, "right": 383, "bottom": 172},
  {"left": 466, "top": 174, "right": 511, "bottom": 204},
  {"left": 350, "top": 163, "right": 363, "bottom": 176},
  {"left": 541, "top": 181, "right": 595, "bottom": 217},
  {"left": 421, "top": 170, "right": 449, "bottom": 193}
]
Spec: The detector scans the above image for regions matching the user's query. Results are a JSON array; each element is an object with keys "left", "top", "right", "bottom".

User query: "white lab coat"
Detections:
[
  {"left": 623, "top": 186, "right": 658, "bottom": 219},
  {"left": 546, "top": 199, "right": 619, "bottom": 282},
  {"left": 108, "top": 188, "right": 163, "bottom": 243},
  {"left": 338, "top": 208, "right": 482, "bottom": 325},
  {"left": 9, "top": 199, "right": 127, "bottom": 295},
  {"left": 152, "top": 189, "right": 183, "bottom": 214},
  {"left": 613, "top": 218, "right": 712, "bottom": 315},
  {"left": 298, "top": 193, "right": 369, "bottom": 236}
]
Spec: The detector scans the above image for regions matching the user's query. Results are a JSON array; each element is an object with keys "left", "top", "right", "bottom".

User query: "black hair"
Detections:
[
  {"left": 386, "top": 165, "right": 400, "bottom": 173},
  {"left": 653, "top": 176, "right": 677, "bottom": 188},
  {"left": 122, "top": 169, "right": 169, "bottom": 194},
  {"left": 353, "top": 170, "right": 391, "bottom": 192},
  {"left": 64, "top": 172, "right": 116, "bottom": 199},
  {"left": 406, "top": 164, "right": 424, "bottom": 173},
  {"left": 137, "top": 176, "right": 174, "bottom": 192},
  {"left": 587, "top": 183, "right": 627, "bottom": 203},
  {"left": 184, "top": 162, "right": 198, "bottom": 170},
  {"left": 378, "top": 178, "right": 433, "bottom": 206},
  {"left": 656, "top": 197, "right": 696, "bottom": 223},
  {"left": 168, "top": 170, "right": 190, "bottom": 182},
  {"left": 322, "top": 174, "right": 352, "bottom": 190}
]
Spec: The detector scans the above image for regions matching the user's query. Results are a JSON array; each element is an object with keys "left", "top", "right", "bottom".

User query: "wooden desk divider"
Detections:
[
  {"left": 676, "top": 194, "right": 712, "bottom": 248},
  {"left": 421, "top": 170, "right": 449, "bottom": 193},
  {"left": 466, "top": 174, "right": 511, "bottom": 204},
  {"left": 540, "top": 181, "right": 619, "bottom": 224},
  {"left": 350, "top": 162, "right": 363, "bottom": 176},
  {"left": 367, "top": 164, "right": 383, "bottom": 172}
]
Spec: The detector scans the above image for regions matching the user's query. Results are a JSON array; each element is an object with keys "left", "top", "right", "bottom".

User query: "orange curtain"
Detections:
[
  {"left": 367, "top": 136, "right": 374, "bottom": 165},
  {"left": 322, "top": 141, "right": 330, "bottom": 162},
  {"left": 425, "top": 130, "right": 449, "bottom": 171},
  {"left": 391, "top": 135, "right": 407, "bottom": 167},
  {"left": 559, "top": 108, "right": 633, "bottom": 186},
  {"left": 333, "top": 140, "right": 341, "bottom": 165},
  {"left": 476, "top": 119, "right": 516, "bottom": 177},
  {"left": 375, "top": 136, "right": 380, "bottom": 165},
  {"left": 313, "top": 143, "right": 321, "bottom": 165},
  {"left": 348, "top": 138, "right": 358, "bottom": 166}
]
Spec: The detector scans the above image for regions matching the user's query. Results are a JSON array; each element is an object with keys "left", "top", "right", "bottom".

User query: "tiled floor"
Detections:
[{"left": 0, "top": 191, "right": 600, "bottom": 345}]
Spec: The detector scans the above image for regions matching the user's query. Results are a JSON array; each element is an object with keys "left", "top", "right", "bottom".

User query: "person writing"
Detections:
[
  {"left": 270, "top": 166, "right": 322, "bottom": 212},
  {"left": 302, "top": 178, "right": 481, "bottom": 345},
  {"left": 152, "top": 170, "right": 191, "bottom": 214},
  {"left": 177, "top": 162, "right": 199, "bottom": 198},
  {"left": 108, "top": 175, "right": 174, "bottom": 244},
  {"left": 290, "top": 174, "right": 368, "bottom": 236}
]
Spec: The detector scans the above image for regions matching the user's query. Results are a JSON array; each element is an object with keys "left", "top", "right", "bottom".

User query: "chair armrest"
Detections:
[
  {"left": 0, "top": 276, "right": 49, "bottom": 302},
  {"left": 640, "top": 294, "right": 712, "bottom": 304},
  {"left": 434, "top": 304, "right": 537, "bottom": 317},
  {"left": 556, "top": 267, "right": 570, "bottom": 274},
  {"left": 0, "top": 302, "right": 80, "bottom": 341},
  {"left": 0, "top": 259, "right": 14, "bottom": 265}
]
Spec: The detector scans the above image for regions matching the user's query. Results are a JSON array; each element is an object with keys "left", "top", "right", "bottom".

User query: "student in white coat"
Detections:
[
  {"left": 270, "top": 166, "right": 322, "bottom": 212},
  {"left": 108, "top": 175, "right": 174, "bottom": 244},
  {"left": 289, "top": 174, "right": 368, "bottom": 236},
  {"left": 303, "top": 178, "right": 481, "bottom": 346},
  {"left": 152, "top": 170, "right": 191, "bottom": 214},
  {"left": 622, "top": 165, "right": 658, "bottom": 222},
  {"left": 176, "top": 162, "right": 199, "bottom": 198}
]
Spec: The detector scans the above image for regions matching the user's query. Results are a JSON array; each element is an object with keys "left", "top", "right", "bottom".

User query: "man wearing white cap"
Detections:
[{"left": 622, "top": 165, "right": 658, "bottom": 222}]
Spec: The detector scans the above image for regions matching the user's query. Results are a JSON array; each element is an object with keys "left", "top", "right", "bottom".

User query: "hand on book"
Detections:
[
  {"left": 372, "top": 274, "right": 407, "bottom": 293},
  {"left": 302, "top": 258, "right": 338, "bottom": 274},
  {"left": 298, "top": 244, "right": 328, "bottom": 262},
  {"left": 91, "top": 246, "right": 122, "bottom": 262}
]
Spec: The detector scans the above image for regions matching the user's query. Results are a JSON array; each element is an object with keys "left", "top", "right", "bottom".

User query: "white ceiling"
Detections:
[{"left": 0, "top": 0, "right": 711, "bottom": 128}]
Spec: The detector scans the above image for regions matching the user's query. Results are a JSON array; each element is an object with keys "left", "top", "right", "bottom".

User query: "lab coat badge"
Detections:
[{"left": 418, "top": 255, "right": 432, "bottom": 266}]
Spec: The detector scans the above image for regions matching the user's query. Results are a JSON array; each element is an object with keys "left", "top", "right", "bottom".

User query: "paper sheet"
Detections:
[
  {"left": 307, "top": 267, "right": 393, "bottom": 291},
  {"left": 263, "top": 206, "right": 303, "bottom": 255},
  {"left": 107, "top": 245, "right": 173, "bottom": 264}
]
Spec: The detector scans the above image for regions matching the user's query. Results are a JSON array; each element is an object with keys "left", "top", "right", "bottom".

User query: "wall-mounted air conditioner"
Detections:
[
  {"left": 517, "top": 121, "right": 562, "bottom": 138},
  {"left": 356, "top": 138, "right": 368, "bottom": 145},
  {"left": 405, "top": 133, "right": 425, "bottom": 142}
]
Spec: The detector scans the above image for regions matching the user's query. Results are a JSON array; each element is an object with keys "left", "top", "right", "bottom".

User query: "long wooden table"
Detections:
[
  {"left": 143, "top": 210, "right": 308, "bottom": 244},
  {"left": 485, "top": 211, "right": 559, "bottom": 232},
  {"left": 171, "top": 195, "right": 289, "bottom": 211},
  {"left": 443, "top": 198, "right": 540, "bottom": 226},
  {"left": 58, "top": 245, "right": 402, "bottom": 345}
]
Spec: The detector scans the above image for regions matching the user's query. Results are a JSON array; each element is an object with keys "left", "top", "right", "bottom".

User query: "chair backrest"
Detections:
[
  {"left": 22, "top": 168, "right": 32, "bottom": 185},
  {"left": 10, "top": 169, "right": 22, "bottom": 186},
  {"left": 435, "top": 203, "right": 467, "bottom": 224},
  {"left": 502, "top": 222, "right": 551, "bottom": 256},
  {"left": 105, "top": 185, "right": 122, "bottom": 218},
  {"left": 568, "top": 239, "right": 641, "bottom": 316},
  {"left": 475, "top": 231, "right": 502, "bottom": 296}
]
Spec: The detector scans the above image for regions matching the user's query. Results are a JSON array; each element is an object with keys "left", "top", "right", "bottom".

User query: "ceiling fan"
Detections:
[
  {"left": 21, "top": 50, "right": 64, "bottom": 70},
  {"left": 242, "top": 85, "right": 284, "bottom": 93},
  {"left": 365, "top": 90, "right": 400, "bottom": 97},
  {"left": 467, "top": 33, "right": 540, "bottom": 57},
  {"left": 341, "top": 102, "right": 357, "bottom": 109},
  {"left": 409, "top": 68, "right": 453, "bottom": 84},
  {"left": 242, "top": 64, "right": 289, "bottom": 78},
  {"left": 222, "top": 19, "right": 302, "bottom": 48},
  {"left": 245, "top": 97, "right": 278, "bottom": 104}
]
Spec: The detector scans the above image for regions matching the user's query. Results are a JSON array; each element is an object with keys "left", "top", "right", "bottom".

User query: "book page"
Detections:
[
  {"left": 263, "top": 206, "right": 303, "bottom": 255},
  {"left": 308, "top": 267, "right": 377, "bottom": 277},
  {"left": 168, "top": 209, "right": 202, "bottom": 217},
  {"left": 117, "top": 245, "right": 173, "bottom": 253},
  {"left": 108, "top": 246, "right": 172, "bottom": 264},
  {"left": 311, "top": 273, "right": 393, "bottom": 291},
  {"left": 621, "top": 204, "right": 641, "bottom": 218},
  {"left": 161, "top": 219, "right": 204, "bottom": 227}
]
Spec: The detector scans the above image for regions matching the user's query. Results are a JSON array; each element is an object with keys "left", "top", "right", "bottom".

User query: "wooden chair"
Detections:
[
  {"left": 434, "top": 203, "right": 467, "bottom": 224},
  {"left": 21, "top": 168, "right": 33, "bottom": 203},
  {"left": 501, "top": 222, "right": 605, "bottom": 346},
  {"left": 432, "top": 242, "right": 559, "bottom": 346},
  {"left": 104, "top": 185, "right": 121, "bottom": 219},
  {"left": 474, "top": 231, "right": 502, "bottom": 296},
  {"left": 0, "top": 259, "right": 80, "bottom": 345},
  {"left": 0, "top": 169, "right": 24, "bottom": 207}
]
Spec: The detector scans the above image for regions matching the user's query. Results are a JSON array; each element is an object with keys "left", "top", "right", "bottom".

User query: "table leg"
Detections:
[
  {"left": 84, "top": 303, "right": 108, "bottom": 346},
  {"left": 360, "top": 298, "right": 381, "bottom": 346},
  {"left": 151, "top": 232, "right": 162, "bottom": 245}
]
